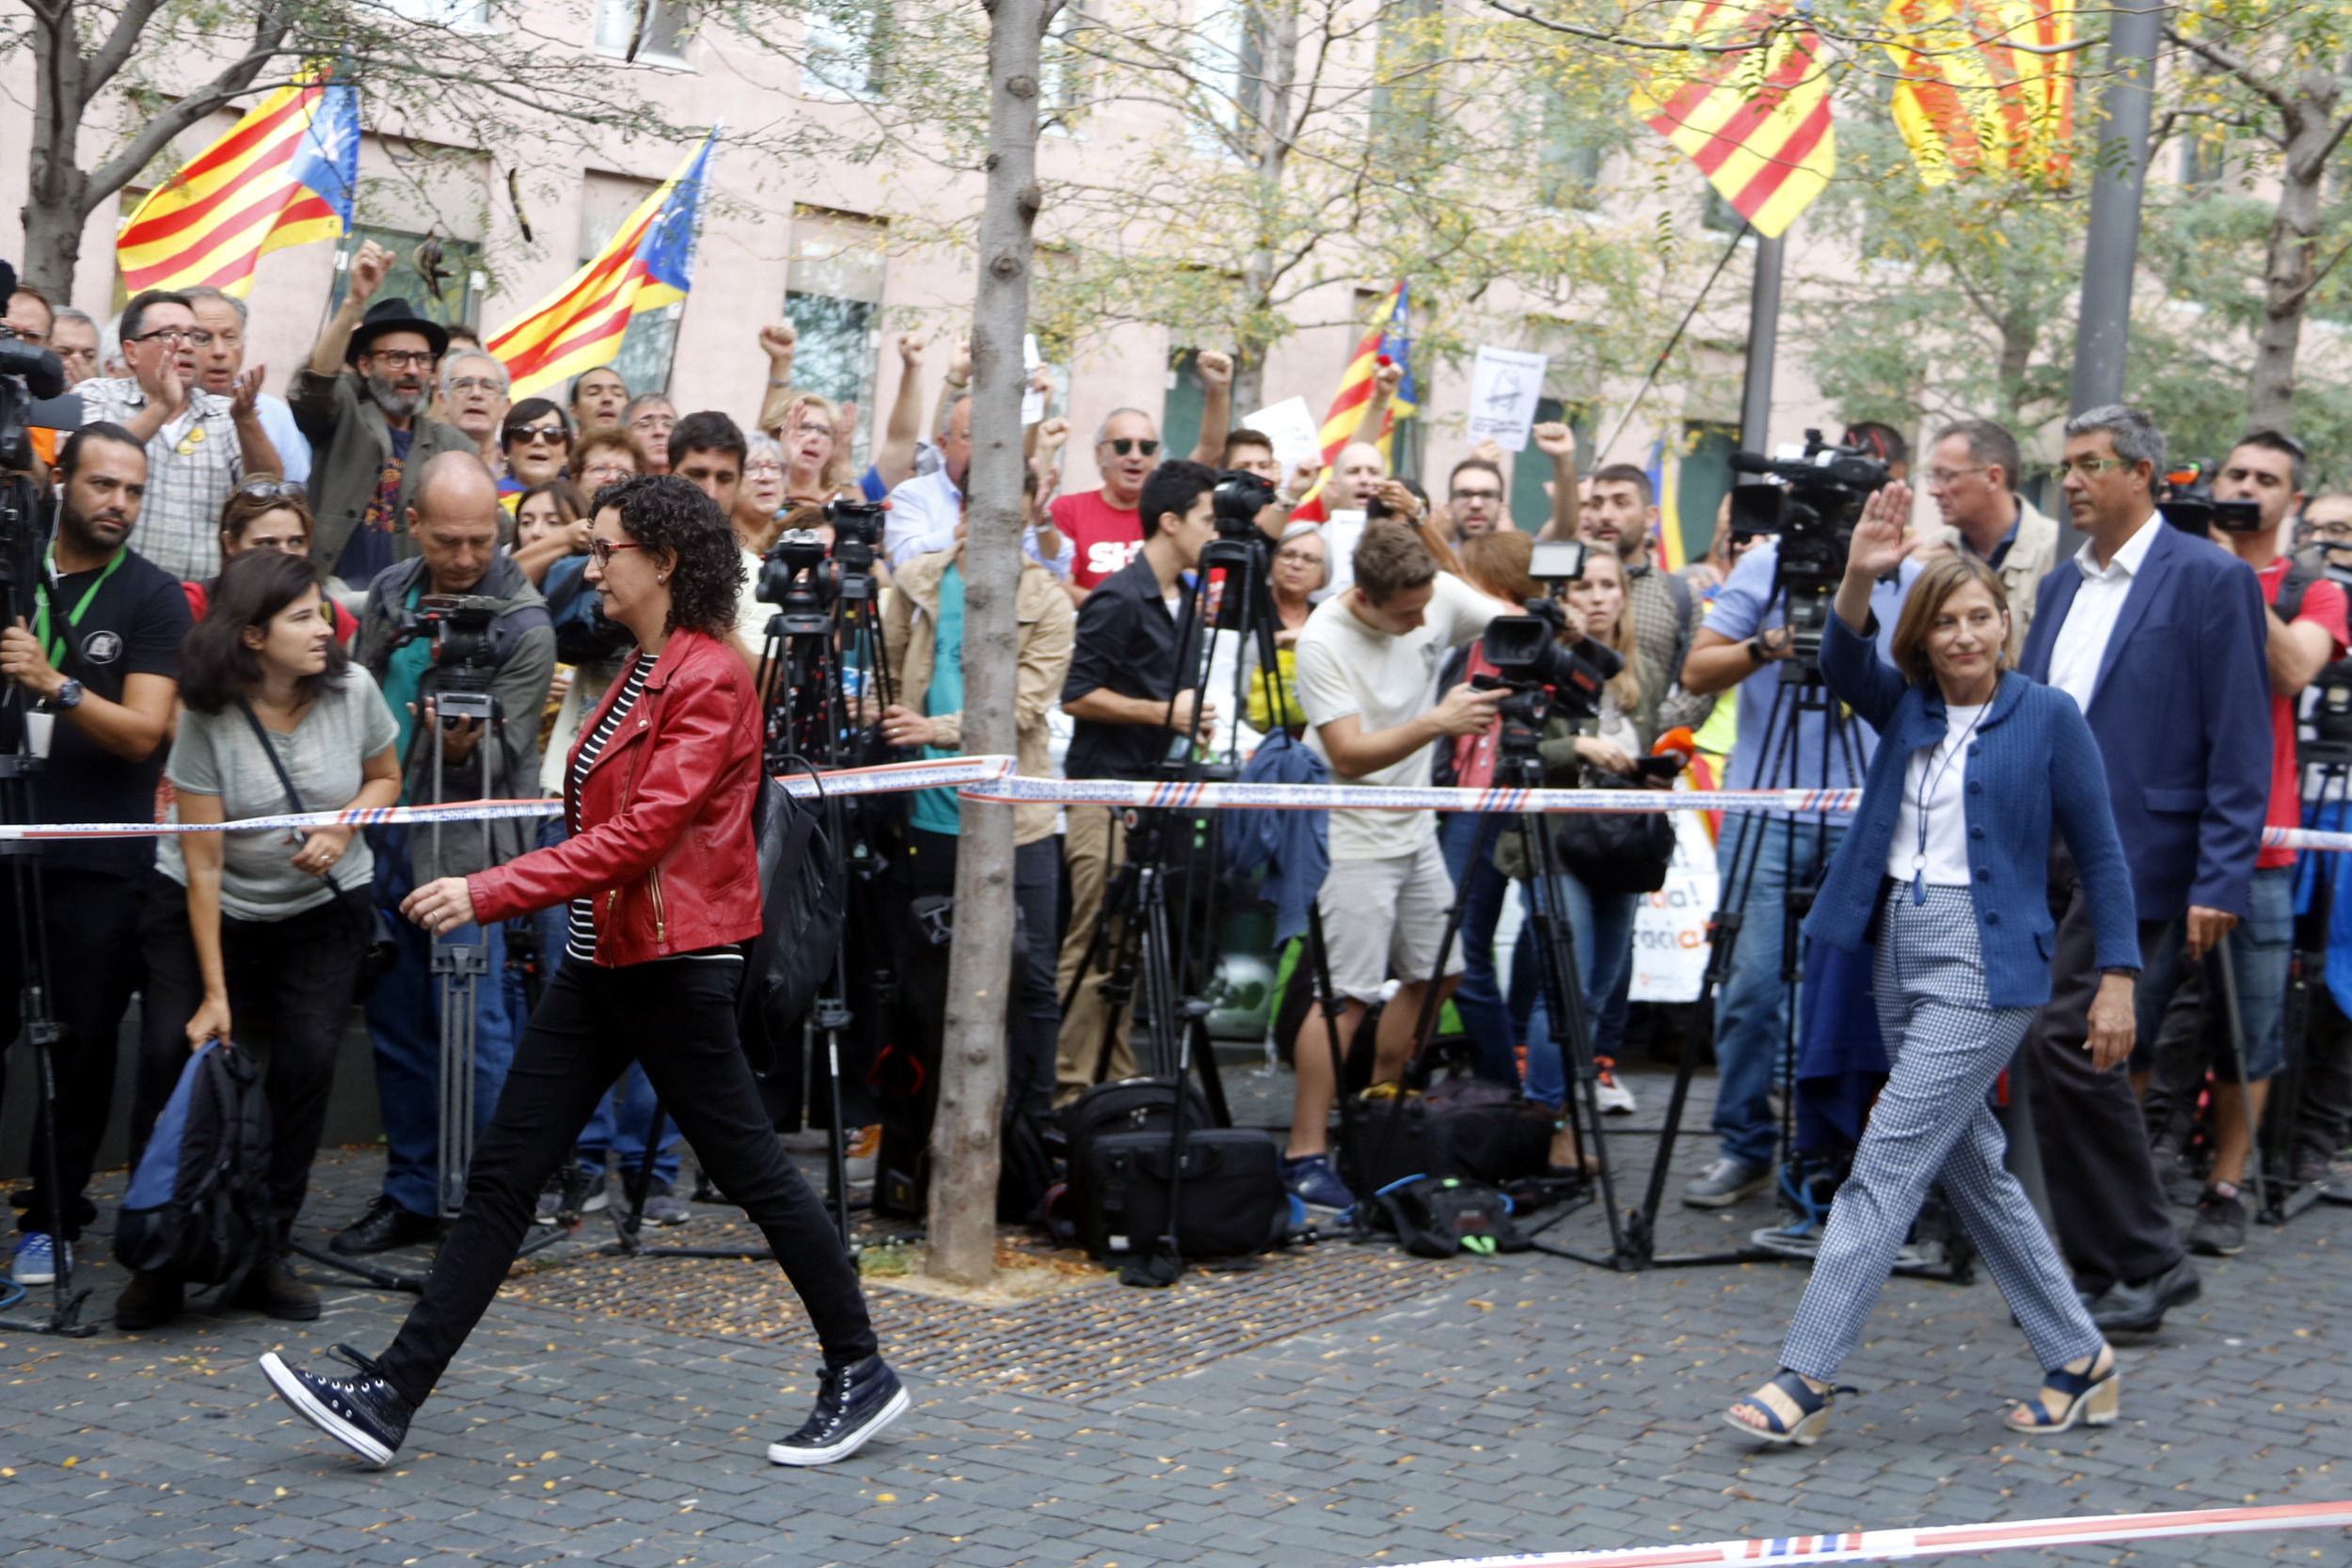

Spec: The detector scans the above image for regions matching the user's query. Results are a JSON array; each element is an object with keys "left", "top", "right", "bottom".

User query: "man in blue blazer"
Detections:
[{"left": 2016, "top": 404, "right": 2272, "bottom": 1334}]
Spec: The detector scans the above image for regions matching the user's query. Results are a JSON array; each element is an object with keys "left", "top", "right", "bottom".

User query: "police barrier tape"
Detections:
[
  {"left": 1366, "top": 1497, "right": 2352, "bottom": 1568},
  {"left": 7, "top": 754, "right": 2352, "bottom": 855}
]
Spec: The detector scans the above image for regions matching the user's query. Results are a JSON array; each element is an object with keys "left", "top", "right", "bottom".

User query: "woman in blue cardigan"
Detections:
[{"left": 1725, "top": 485, "right": 2142, "bottom": 1449}]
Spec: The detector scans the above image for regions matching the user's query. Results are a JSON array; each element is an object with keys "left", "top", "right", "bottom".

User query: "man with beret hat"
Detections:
[{"left": 291, "top": 239, "right": 475, "bottom": 590}]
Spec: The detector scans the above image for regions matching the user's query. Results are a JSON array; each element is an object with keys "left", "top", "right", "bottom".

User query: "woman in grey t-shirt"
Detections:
[{"left": 124, "top": 551, "right": 401, "bottom": 1331}]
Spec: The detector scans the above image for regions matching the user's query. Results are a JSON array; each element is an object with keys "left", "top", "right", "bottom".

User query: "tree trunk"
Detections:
[
  {"left": 924, "top": 0, "right": 1049, "bottom": 1288},
  {"left": 2246, "top": 75, "right": 2342, "bottom": 433},
  {"left": 21, "top": 2, "right": 94, "bottom": 297}
]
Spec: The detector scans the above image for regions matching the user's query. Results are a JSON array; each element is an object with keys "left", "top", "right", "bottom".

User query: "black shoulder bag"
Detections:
[{"left": 233, "top": 698, "right": 399, "bottom": 996}]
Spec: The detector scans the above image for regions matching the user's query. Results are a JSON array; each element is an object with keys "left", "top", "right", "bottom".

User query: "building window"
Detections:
[
  {"left": 1041, "top": 4, "right": 1093, "bottom": 135},
  {"left": 384, "top": 0, "right": 490, "bottom": 25},
  {"left": 326, "top": 226, "right": 485, "bottom": 327},
  {"left": 785, "top": 210, "right": 887, "bottom": 468},
  {"left": 580, "top": 172, "right": 682, "bottom": 395},
  {"left": 804, "top": 0, "right": 890, "bottom": 101},
  {"left": 1187, "top": 0, "right": 1270, "bottom": 160},
  {"left": 1372, "top": 0, "right": 1442, "bottom": 152},
  {"left": 596, "top": 0, "right": 691, "bottom": 61}
]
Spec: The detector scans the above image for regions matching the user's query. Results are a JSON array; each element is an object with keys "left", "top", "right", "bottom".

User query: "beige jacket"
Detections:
[
  {"left": 882, "top": 548, "right": 1075, "bottom": 846},
  {"left": 1917, "top": 491, "right": 2062, "bottom": 650}
]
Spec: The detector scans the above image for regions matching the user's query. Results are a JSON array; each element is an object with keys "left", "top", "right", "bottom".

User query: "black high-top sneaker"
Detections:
[
  {"left": 259, "top": 1344, "right": 414, "bottom": 1467},
  {"left": 766, "top": 1354, "right": 909, "bottom": 1466}
]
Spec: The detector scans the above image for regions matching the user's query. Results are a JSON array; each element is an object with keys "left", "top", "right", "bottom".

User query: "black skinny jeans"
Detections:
[
  {"left": 375, "top": 953, "right": 877, "bottom": 1409},
  {"left": 134, "top": 875, "right": 366, "bottom": 1244},
  {"left": 0, "top": 869, "right": 148, "bottom": 1242}
]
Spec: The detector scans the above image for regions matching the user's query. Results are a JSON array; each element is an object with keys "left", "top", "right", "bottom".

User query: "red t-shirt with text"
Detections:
[
  {"left": 2260, "top": 555, "right": 2348, "bottom": 867},
  {"left": 1054, "top": 489, "right": 1144, "bottom": 590}
]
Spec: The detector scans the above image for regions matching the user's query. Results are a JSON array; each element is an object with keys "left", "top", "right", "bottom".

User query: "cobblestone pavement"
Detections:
[{"left": 6, "top": 1063, "right": 2352, "bottom": 1568}]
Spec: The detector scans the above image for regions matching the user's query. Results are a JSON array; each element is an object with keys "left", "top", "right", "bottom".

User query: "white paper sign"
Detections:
[
  {"left": 1020, "top": 334, "right": 1048, "bottom": 427},
  {"left": 1629, "top": 808, "right": 1720, "bottom": 1003},
  {"left": 1242, "top": 396, "right": 1323, "bottom": 476},
  {"left": 1322, "top": 511, "right": 1366, "bottom": 595},
  {"left": 1467, "top": 346, "right": 1549, "bottom": 452}
]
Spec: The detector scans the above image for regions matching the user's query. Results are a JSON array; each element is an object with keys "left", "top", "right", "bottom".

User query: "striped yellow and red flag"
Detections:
[
  {"left": 1630, "top": 1, "right": 1835, "bottom": 239},
  {"left": 1290, "top": 281, "right": 1417, "bottom": 524},
  {"left": 487, "top": 134, "right": 715, "bottom": 400},
  {"left": 1883, "top": 0, "right": 2075, "bottom": 185},
  {"left": 116, "top": 71, "right": 358, "bottom": 297}
]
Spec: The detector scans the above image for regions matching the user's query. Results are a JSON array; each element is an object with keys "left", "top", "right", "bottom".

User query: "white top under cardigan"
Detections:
[{"left": 1886, "top": 701, "right": 1988, "bottom": 889}]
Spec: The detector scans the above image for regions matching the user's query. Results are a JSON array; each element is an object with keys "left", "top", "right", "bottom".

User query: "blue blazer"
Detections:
[
  {"left": 1800, "top": 615, "right": 2141, "bottom": 1008},
  {"left": 2016, "top": 521, "right": 2271, "bottom": 921}
]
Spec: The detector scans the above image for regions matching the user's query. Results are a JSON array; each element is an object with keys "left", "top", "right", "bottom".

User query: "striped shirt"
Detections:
[{"left": 563, "top": 651, "right": 741, "bottom": 967}]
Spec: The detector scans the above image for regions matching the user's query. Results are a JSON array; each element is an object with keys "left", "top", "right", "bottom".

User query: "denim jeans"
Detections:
[
  {"left": 1520, "top": 872, "right": 1639, "bottom": 1107},
  {"left": 1438, "top": 812, "right": 1521, "bottom": 1085},
  {"left": 1711, "top": 815, "right": 1847, "bottom": 1171},
  {"left": 2134, "top": 863, "right": 2296, "bottom": 1082},
  {"left": 578, "top": 1063, "right": 681, "bottom": 1185}
]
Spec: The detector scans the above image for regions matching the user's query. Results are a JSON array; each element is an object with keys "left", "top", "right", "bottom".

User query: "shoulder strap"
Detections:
[
  {"left": 235, "top": 697, "right": 308, "bottom": 815},
  {"left": 1662, "top": 568, "right": 1696, "bottom": 683}
]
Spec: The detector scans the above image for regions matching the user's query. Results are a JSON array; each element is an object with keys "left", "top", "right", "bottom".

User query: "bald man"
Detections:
[{"left": 338, "top": 450, "right": 558, "bottom": 1257}]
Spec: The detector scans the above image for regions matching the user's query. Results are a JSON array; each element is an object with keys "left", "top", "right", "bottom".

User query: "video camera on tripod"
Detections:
[
  {"left": 2158, "top": 460, "right": 2265, "bottom": 537},
  {"left": 756, "top": 497, "right": 887, "bottom": 620},
  {"left": 1472, "top": 540, "right": 1617, "bottom": 734},
  {"left": 1727, "top": 430, "right": 1893, "bottom": 670}
]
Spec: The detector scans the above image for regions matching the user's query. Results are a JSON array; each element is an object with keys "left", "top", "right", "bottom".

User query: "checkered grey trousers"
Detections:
[{"left": 1779, "top": 885, "right": 2105, "bottom": 1382}]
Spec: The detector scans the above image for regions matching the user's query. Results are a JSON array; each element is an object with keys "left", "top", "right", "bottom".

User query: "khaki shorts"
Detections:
[{"left": 1316, "top": 839, "right": 1462, "bottom": 1004}]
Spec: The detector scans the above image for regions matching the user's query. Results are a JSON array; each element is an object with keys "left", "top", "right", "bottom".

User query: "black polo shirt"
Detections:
[
  {"left": 25, "top": 543, "right": 192, "bottom": 879},
  {"left": 1062, "top": 555, "right": 1194, "bottom": 782}
]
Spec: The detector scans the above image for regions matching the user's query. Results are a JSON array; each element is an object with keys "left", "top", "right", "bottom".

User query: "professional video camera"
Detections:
[
  {"left": 1726, "top": 430, "right": 1892, "bottom": 666},
  {"left": 1477, "top": 596, "right": 1621, "bottom": 727},
  {"left": 397, "top": 594, "right": 502, "bottom": 691},
  {"left": 2158, "top": 459, "right": 2264, "bottom": 536},
  {"left": 0, "top": 260, "right": 67, "bottom": 478},
  {"left": 1211, "top": 469, "right": 1277, "bottom": 538},
  {"left": 757, "top": 497, "right": 888, "bottom": 617}
]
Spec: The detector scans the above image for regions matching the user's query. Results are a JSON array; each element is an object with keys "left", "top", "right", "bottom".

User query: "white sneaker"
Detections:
[{"left": 1593, "top": 1072, "right": 1638, "bottom": 1117}]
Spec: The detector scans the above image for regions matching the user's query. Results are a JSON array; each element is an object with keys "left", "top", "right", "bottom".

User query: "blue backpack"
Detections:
[
  {"left": 543, "top": 553, "right": 636, "bottom": 668},
  {"left": 115, "top": 1039, "right": 272, "bottom": 1286}
]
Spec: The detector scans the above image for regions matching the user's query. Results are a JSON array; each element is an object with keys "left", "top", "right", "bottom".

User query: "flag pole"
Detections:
[
  {"left": 1594, "top": 221, "right": 1751, "bottom": 466},
  {"left": 1737, "top": 230, "right": 1786, "bottom": 457}
]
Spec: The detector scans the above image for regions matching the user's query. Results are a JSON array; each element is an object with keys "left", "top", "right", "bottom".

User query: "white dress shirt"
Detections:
[
  {"left": 2045, "top": 511, "right": 2162, "bottom": 714},
  {"left": 882, "top": 465, "right": 1077, "bottom": 578}
]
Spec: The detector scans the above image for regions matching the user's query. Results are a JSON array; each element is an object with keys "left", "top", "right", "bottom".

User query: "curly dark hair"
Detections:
[
  {"left": 598, "top": 473, "right": 743, "bottom": 639},
  {"left": 180, "top": 549, "right": 350, "bottom": 716}
]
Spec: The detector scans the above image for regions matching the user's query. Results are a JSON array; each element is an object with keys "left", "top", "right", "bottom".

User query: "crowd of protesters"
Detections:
[{"left": 6, "top": 244, "right": 2352, "bottom": 1362}]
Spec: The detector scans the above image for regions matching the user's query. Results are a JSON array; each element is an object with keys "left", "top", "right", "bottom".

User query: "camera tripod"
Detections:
[
  {"left": 2251, "top": 727, "right": 2352, "bottom": 1222},
  {"left": 0, "top": 467, "right": 96, "bottom": 1338},
  {"left": 1540, "top": 584, "right": 1874, "bottom": 1275}
]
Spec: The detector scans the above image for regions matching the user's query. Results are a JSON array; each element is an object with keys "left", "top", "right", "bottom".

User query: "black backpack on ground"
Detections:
[
  {"left": 115, "top": 1039, "right": 272, "bottom": 1286},
  {"left": 1366, "top": 1174, "right": 1532, "bottom": 1258},
  {"left": 1339, "top": 1076, "right": 1556, "bottom": 1198},
  {"left": 1060, "top": 1076, "right": 1289, "bottom": 1262}
]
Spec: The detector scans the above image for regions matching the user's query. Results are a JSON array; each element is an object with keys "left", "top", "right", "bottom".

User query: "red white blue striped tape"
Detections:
[
  {"left": 1370, "top": 1498, "right": 2352, "bottom": 1567},
  {"left": 10, "top": 752, "right": 2352, "bottom": 854}
]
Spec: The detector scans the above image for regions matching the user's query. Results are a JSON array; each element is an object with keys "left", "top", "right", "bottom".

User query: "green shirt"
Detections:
[{"left": 909, "top": 562, "right": 966, "bottom": 836}]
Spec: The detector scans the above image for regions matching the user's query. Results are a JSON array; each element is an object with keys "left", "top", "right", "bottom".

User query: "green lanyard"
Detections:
[{"left": 35, "top": 547, "right": 124, "bottom": 670}]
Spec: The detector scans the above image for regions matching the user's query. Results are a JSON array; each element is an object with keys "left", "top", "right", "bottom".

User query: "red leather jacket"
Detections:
[{"left": 469, "top": 627, "right": 763, "bottom": 965}]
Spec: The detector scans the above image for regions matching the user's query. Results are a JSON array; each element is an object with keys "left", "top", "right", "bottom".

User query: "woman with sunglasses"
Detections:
[
  {"left": 261, "top": 474, "right": 902, "bottom": 1473},
  {"left": 498, "top": 399, "right": 573, "bottom": 499},
  {"left": 121, "top": 550, "right": 404, "bottom": 1330},
  {"left": 183, "top": 480, "right": 359, "bottom": 644}
]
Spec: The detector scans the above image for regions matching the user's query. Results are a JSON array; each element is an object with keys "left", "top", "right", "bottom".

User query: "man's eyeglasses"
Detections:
[
  {"left": 449, "top": 375, "right": 505, "bottom": 395},
  {"left": 0, "top": 324, "right": 45, "bottom": 346},
  {"left": 2057, "top": 455, "right": 2134, "bottom": 479},
  {"left": 233, "top": 477, "right": 308, "bottom": 502},
  {"left": 588, "top": 538, "right": 648, "bottom": 565},
  {"left": 364, "top": 348, "right": 436, "bottom": 370},
  {"left": 1274, "top": 547, "right": 1323, "bottom": 565},
  {"left": 1104, "top": 437, "right": 1159, "bottom": 457},
  {"left": 504, "top": 423, "right": 567, "bottom": 448},
  {"left": 131, "top": 325, "right": 215, "bottom": 347},
  {"left": 744, "top": 459, "right": 787, "bottom": 477},
  {"left": 630, "top": 414, "right": 676, "bottom": 432},
  {"left": 1925, "top": 466, "right": 1989, "bottom": 486}
]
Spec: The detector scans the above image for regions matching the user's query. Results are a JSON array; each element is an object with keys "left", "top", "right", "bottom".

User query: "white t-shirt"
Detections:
[
  {"left": 1295, "top": 571, "right": 1508, "bottom": 861},
  {"left": 1886, "top": 701, "right": 1988, "bottom": 891}
]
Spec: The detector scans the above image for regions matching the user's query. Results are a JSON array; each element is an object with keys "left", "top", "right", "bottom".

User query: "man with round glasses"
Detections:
[
  {"left": 75, "top": 289, "right": 288, "bottom": 581},
  {"left": 291, "top": 239, "right": 474, "bottom": 593}
]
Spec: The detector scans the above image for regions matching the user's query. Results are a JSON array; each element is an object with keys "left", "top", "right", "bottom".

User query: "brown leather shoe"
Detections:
[
  {"left": 234, "top": 1254, "right": 321, "bottom": 1322},
  {"left": 115, "top": 1269, "right": 184, "bottom": 1331}
]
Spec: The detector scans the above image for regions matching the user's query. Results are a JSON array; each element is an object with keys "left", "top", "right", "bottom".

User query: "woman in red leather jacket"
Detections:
[{"left": 260, "top": 475, "right": 904, "bottom": 1473}]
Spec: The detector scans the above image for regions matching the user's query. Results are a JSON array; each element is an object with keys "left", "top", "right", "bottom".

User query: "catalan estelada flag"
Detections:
[
  {"left": 1291, "top": 281, "right": 1417, "bottom": 524},
  {"left": 116, "top": 71, "right": 358, "bottom": 298},
  {"left": 488, "top": 133, "right": 716, "bottom": 399},
  {"left": 1883, "top": 0, "right": 2074, "bottom": 186},
  {"left": 1630, "top": 2, "right": 1835, "bottom": 239}
]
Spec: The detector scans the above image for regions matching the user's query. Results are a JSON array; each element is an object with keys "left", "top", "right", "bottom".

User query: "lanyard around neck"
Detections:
[
  {"left": 36, "top": 546, "right": 124, "bottom": 669},
  {"left": 1912, "top": 700, "right": 1990, "bottom": 905}
]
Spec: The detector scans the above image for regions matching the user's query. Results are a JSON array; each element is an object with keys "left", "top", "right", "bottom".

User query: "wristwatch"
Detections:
[{"left": 41, "top": 678, "right": 84, "bottom": 713}]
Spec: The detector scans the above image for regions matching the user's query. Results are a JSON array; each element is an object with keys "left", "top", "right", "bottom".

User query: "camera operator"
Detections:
[
  {"left": 881, "top": 483, "right": 1076, "bottom": 1125},
  {"left": 0, "top": 424, "right": 192, "bottom": 1288},
  {"left": 1054, "top": 460, "right": 1221, "bottom": 1100},
  {"left": 1286, "top": 519, "right": 1520, "bottom": 1209},
  {"left": 332, "top": 451, "right": 555, "bottom": 1257},
  {"left": 2144, "top": 429, "right": 2343, "bottom": 1256},
  {"left": 1677, "top": 496, "right": 1919, "bottom": 1209},
  {"left": 2013, "top": 404, "right": 2270, "bottom": 1333},
  {"left": 1913, "top": 420, "right": 2060, "bottom": 648}
]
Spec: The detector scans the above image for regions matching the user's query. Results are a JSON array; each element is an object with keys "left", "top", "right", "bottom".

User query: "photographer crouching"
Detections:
[{"left": 331, "top": 451, "right": 556, "bottom": 1256}]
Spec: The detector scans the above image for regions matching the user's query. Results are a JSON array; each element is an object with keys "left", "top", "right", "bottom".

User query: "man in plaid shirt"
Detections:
[{"left": 75, "top": 289, "right": 284, "bottom": 582}]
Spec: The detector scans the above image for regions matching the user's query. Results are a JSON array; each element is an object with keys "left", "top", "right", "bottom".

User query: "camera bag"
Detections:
[
  {"left": 1340, "top": 1077, "right": 1555, "bottom": 1198},
  {"left": 1366, "top": 1174, "right": 1531, "bottom": 1259},
  {"left": 1060, "top": 1075, "right": 1216, "bottom": 1175},
  {"left": 115, "top": 1038, "right": 273, "bottom": 1286},
  {"left": 1073, "top": 1126, "right": 1290, "bottom": 1260}
]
